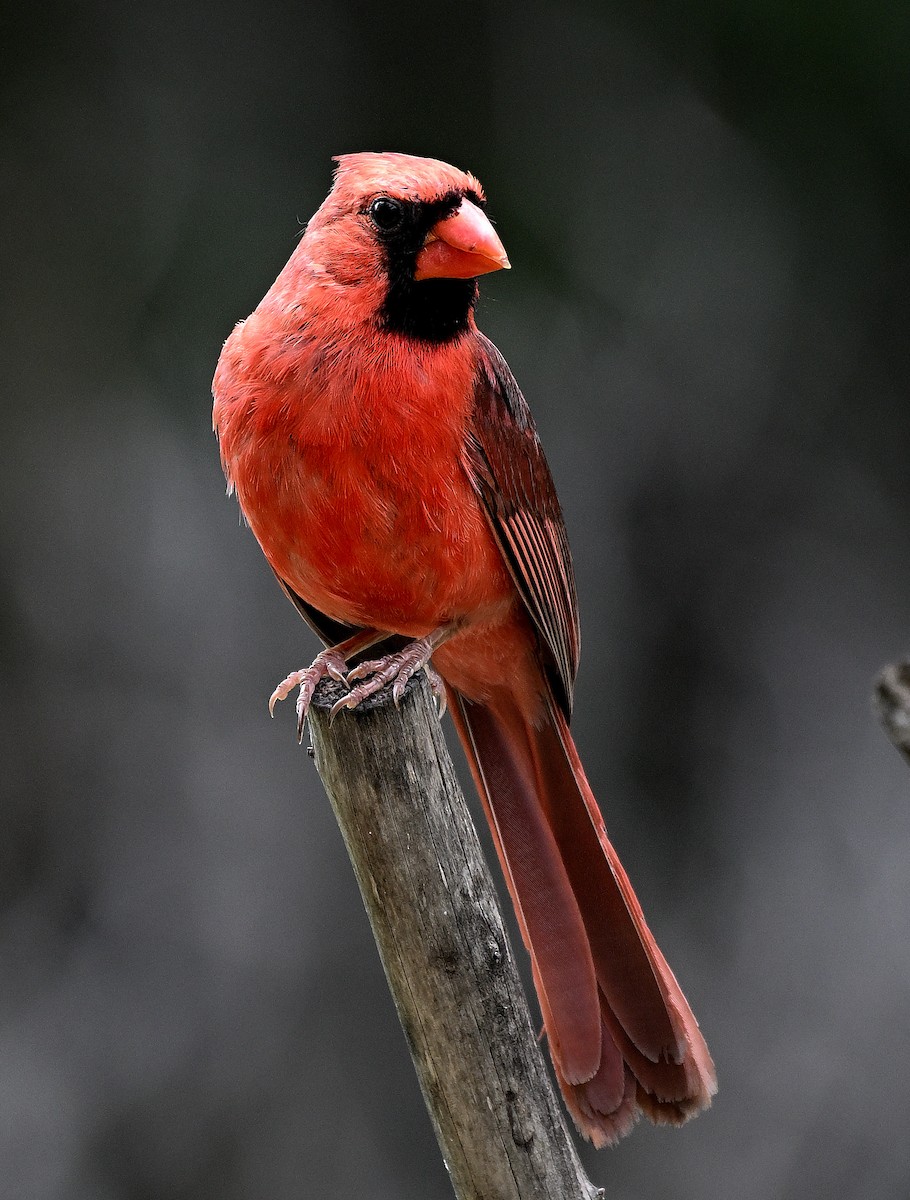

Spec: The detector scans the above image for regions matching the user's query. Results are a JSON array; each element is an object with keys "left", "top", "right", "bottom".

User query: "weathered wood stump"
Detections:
[{"left": 307, "top": 674, "right": 604, "bottom": 1200}]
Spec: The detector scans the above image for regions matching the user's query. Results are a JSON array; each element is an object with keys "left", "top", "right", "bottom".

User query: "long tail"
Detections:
[{"left": 448, "top": 689, "right": 716, "bottom": 1147}]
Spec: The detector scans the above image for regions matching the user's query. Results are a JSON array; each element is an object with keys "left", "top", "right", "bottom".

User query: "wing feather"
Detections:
[{"left": 466, "top": 334, "right": 580, "bottom": 715}]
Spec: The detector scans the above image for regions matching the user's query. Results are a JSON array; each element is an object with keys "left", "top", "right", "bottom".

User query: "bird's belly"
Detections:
[{"left": 237, "top": 438, "right": 514, "bottom": 636}]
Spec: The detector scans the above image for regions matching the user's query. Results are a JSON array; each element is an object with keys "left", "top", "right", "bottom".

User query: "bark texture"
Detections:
[{"left": 307, "top": 675, "right": 604, "bottom": 1200}]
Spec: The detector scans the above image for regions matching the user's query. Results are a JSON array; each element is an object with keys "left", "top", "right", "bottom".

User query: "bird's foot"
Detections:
[
  {"left": 269, "top": 649, "right": 350, "bottom": 740},
  {"left": 424, "top": 663, "right": 447, "bottom": 719},
  {"left": 268, "top": 629, "right": 384, "bottom": 741},
  {"left": 331, "top": 634, "right": 449, "bottom": 721}
]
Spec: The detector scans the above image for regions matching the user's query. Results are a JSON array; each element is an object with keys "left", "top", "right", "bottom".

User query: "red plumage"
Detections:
[{"left": 213, "top": 152, "right": 716, "bottom": 1145}]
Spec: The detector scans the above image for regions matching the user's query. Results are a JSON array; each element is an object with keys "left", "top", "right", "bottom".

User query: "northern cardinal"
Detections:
[{"left": 213, "top": 152, "right": 716, "bottom": 1145}]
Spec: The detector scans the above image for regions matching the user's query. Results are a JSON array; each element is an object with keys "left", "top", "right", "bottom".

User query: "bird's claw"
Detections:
[
  {"left": 425, "top": 663, "right": 447, "bottom": 719},
  {"left": 328, "top": 691, "right": 360, "bottom": 723},
  {"left": 268, "top": 648, "right": 351, "bottom": 741},
  {"left": 332, "top": 639, "right": 445, "bottom": 719},
  {"left": 272, "top": 638, "right": 449, "bottom": 731}
]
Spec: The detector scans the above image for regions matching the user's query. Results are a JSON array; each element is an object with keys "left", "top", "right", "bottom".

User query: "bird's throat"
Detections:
[{"left": 379, "top": 276, "right": 478, "bottom": 344}]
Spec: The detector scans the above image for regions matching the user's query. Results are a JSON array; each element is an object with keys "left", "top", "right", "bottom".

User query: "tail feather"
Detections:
[
  {"left": 448, "top": 692, "right": 602, "bottom": 1084},
  {"left": 527, "top": 702, "right": 683, "bottom": 1065},
  {"left": 556, "top": 1014, "right": 639, "bottom": 1147},
  {"left": 450, "top": 688, "right": 716, "bottom": 1147}
]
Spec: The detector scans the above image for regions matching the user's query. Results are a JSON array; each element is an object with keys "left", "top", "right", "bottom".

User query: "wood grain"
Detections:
[{"left": 308, "top": 675, "right": 604, "bottom": 1200}]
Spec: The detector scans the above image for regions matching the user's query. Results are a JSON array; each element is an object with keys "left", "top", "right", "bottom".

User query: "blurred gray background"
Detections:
[{"left": 2, "top": 1, "right": 909, "bottom": 1197}]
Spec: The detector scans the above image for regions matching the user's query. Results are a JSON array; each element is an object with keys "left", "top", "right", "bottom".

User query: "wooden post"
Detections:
[{"left": 307, "top": 675, "right": 604, "bottom": 1200}]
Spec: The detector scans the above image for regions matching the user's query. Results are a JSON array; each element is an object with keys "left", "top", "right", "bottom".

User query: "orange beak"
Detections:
[{"left": 414, "top": 198, "right": 510, "bottom": 281}]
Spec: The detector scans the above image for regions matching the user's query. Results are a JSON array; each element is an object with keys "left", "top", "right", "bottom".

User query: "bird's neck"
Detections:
[{"left": 379, "top": 276, "right": 478, "bottom": 345}]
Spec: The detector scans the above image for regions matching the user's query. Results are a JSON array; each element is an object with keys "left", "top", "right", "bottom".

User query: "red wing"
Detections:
[{"left": 466, "top": 333, "right": 580, "bottom": 716}]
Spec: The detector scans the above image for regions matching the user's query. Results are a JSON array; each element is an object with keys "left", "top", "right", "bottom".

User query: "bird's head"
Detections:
[{"left": 299, "top": 152, "right": 509, "bottom": 344}]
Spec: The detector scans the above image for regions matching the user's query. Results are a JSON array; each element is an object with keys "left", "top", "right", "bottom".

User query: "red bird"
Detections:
[{"left": 213, "top": 152, "right": 716, "bottom": 1145}]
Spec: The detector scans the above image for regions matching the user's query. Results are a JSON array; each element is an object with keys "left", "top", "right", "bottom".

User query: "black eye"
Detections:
[{"left": 368, "top": 197, "right": 404, "bottom": 232}]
